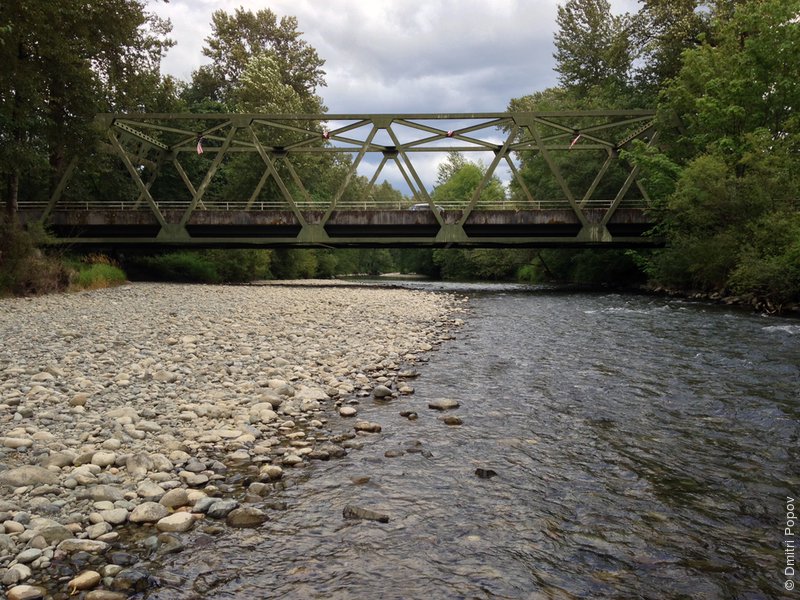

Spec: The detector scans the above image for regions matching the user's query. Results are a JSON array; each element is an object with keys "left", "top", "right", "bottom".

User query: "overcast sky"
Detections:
[{"left": 149, "top": 0, "right": 638, "bottom": 114}]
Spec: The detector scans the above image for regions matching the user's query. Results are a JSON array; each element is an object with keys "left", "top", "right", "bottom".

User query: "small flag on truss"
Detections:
[
  {"left": 196, "top": 137, "right": 204, "bottom": 155},
  {"left": 569, "top": 133, "right": 582, "bottom": 150}
]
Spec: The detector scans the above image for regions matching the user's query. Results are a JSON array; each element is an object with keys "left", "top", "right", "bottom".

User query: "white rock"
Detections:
[{"left": 156, "top": 512, "right": 195, "bottom": 533}]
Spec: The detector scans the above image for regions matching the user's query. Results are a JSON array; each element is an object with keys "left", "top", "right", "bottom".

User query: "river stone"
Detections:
[
  {"left": 78, "top": 485, "right": 124, "bottom": 502},
  {"left": 180, "top": 472, "right": 209, "bottom": 486},
  {"left": 339, "top": 406, "right": 357, "bottom": 417},
  {"left": 159, "top": 488, "right": 189, "bottom": 509},
  {"left": 40, "top": 451, "right": 76, "bottom": 468},
  {"left": 259, "top": 465, "right": 283, "bottom": 481},
  {"left": 206, "top": 499, "right": 239, "bottom": 519},
  {"left": 475, "top": 468, "right": 498, "bottom": 479},
  {"left": 157, "top": 532, "right": 184, "bottom": 555},
  {"left": 137, "top": 480, "right": 166, "bottom": 500},
  {"left": 129, "top": 502, "right": 168, "bottom": 524},
  {"left": 0, "top": 533, "right": 17, "bottom": 555},
  {"left": 4, "top": 520, "right": 25, "bottom": 534},
  {"left": 441, "top": 415, "right": 463, "bottom": 426},
  {"left": 354, "top": 421, "right": 382, "bottom": 433},
  {"left": 342, "top": 505, "right": 390, "bottom": 523},
  {"left": 6, "top": 585, "right": 45, "bottom": 600},
  {"left": 1, "top": 437, "right": 33, "bottom": 449},
  {"left": 2, "top": 564, "right": 32, "bottom": 586},
  {"left": 36, "top": 525, "right": 74, "bottom": 545},
  {"left": 16, "top": 548, "right": 43, "bottom": 564},
  {"left": 68, "top": 570, "right": 101, "bottom": 591},
  {"left": 226, "top": 507, "right": 268, "bottom": 528},
  {"left": 126, "top": 453, "right": 154, "bottom": 478},
  {"left": 57, "top": 539, "right": 110, "bottom": 553},
  {"left": 111, "top": 568, "right": 152, "bottom": 593},
  {"left": 91, "top": 451, "right": 117, "bottom": 468},
  {"left": 428, "top": 398, "right": 460, "bottom": 411},
  {"left": 0, "top": 466, "right": 58, "bottom": 487},
  {"left": 156, "top": 512, "right": 195, "bottom": 533},
  {"left": 372, "top": 385, "right": 393, "bottom": 398},
  {"left": 86, "top": 591, "right": 127, "bottom": 600},
  {"left": 87, "top": 522, "right": 113, "bottom": 539},
  {"left": 100, "top": 508, "right": 129, "bottom": 525}
]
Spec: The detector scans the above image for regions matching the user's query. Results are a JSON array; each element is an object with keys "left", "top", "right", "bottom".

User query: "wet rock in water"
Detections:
[
  {"left": 441, "top": 415, "right": 463, "bottom": 426},
  {"left": 339, "top": 406, "right": 357, "bottom": 417},
  {"left": 108, "top": 552, "right": 138, "bottom": 566},
  {"left": 192, "top": 569, "right": 240, "bottom": 595},
  {"left": 226, "top": 507, "right": 268, "bottom": 528},
  {"left": 428, "top": 398, "right": 460, "bottom": 411},
  {"left": 111, "top": 568, "right": 153, "bottom": 593},
  {"left": 350, "top": 476, "right": 371, "bottom": 485},
  {"left": 475, "top": 468, "right": 498, "bottom": 479},
  {"left": 6, "top": 585, "right": 45, "bottom": 600},
  {"left": 206, "top": 499, "right": 239, "bottom": 519},
  {"left": 67, "top": 570, "right": 101, "bottom": 592},
  {"left": 354, "top": 421, "right": 382, "bottom": 433},
  {"left": 400, "top": 411, "right": 418, "bottom": 420},
  {"left": 372, "top": 385, "right": 393, "bottom": 399},
  {"left": 384, "top": 449, "right": 405, "bottom": 458},
  {"left": 156, "top": 533, "right": 184, "bottom": 555},
  {"left": 342, "top": 505, "right": 390, "bottom": 523},
  {"left": 85, "top": 591, "right": 128, "bottom": 600}
]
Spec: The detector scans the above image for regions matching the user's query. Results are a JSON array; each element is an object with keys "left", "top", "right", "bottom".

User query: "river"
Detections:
[{"left": 147, "top": 284, "right": 799, "bottom": 599}]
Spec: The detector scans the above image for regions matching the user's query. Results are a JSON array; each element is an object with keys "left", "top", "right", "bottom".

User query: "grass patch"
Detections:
[{"left": 70, "top": 263, "right": 128, "bottom": 290}]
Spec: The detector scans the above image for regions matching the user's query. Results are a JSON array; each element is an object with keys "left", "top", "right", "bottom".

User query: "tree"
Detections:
[
  {"left": 639, "top": 0, "right": 800, "bottom": 303},
  {"left": 629, "top": 0, "right": 711, "bottom": 101},
  {"left": 553, "top": 0, "right": 634, "bottom": 99},
  {"left": 0, "top": 0, "right": 174, "bottom": 213},
  {"left": 190, "top": 7, "right": 325, "bottom": 109},
  {"left": 431, "top": 153, "right": 505, "bottom": 207}
]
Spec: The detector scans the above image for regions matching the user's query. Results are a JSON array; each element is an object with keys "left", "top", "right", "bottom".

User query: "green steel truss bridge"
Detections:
[{"left": 19, "top": 110, "right": 662, "bottom": 248}]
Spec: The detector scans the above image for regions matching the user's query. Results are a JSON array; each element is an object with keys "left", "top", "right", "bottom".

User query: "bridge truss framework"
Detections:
[{"left": 26, "top": 110, "right": 661, "bottom": 247}]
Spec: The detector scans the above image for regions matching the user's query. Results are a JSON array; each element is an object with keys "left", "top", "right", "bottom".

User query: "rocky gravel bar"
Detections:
[{"left": 0, "top": 281, "right": 465, "bottom": 599}]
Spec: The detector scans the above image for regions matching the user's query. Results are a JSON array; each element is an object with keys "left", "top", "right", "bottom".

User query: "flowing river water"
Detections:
[{"left": 146, "top": 284, "right": 799, "bottom": 599}]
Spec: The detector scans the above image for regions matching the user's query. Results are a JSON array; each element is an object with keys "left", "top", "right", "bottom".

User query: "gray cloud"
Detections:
[{"left": 150, "top": 0, "right": 573, "bottom": 112}]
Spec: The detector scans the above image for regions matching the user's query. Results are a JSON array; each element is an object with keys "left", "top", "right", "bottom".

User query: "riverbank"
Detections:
[{"left": 0, "top": 282, "right": 465, "bottom": 599}]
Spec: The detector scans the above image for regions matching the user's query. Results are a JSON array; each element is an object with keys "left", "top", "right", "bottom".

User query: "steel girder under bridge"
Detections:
[{"left": 20, "top": 111, "right": 661, "bottom": 248}]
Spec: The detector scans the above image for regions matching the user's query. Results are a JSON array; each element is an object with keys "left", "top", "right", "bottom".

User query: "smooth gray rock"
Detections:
[
  {"left": 428, "top": 398, "right": 460, "bottom": 411},
  {"left": 0, "top": 466, "right": 58, "bottom": 487},
  {"left": 206, "top": 499, "right": 239, "bottom": 519},
  {"left": 226, "top": 507, "right": 268, "bottom": 528},
  {"left": 129, "top": 502, "right": 168, "bottom": 524}
]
